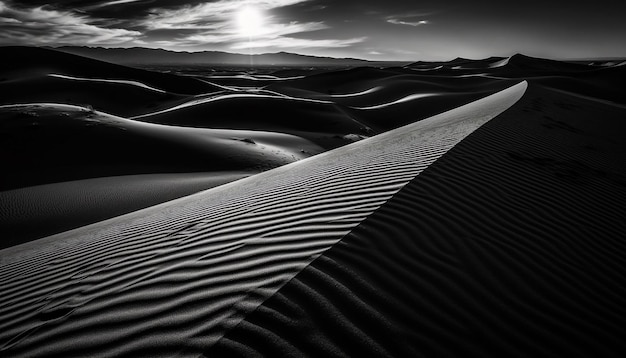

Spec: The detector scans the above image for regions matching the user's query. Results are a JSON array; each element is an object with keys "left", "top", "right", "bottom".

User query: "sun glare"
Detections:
[{"left": 236, "top": 6, "right": 265, "bottom": 37}]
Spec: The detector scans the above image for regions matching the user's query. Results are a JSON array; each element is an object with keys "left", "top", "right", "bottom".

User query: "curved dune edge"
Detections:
[
  {"left": 0, "top": 82, "right": 526, "bottom": 357},
  {"left": 207, "top": 83, "right": 626, "bottom": 357},
  {"left": 48, "top": 74, "right": 168, "bottom": 93}
]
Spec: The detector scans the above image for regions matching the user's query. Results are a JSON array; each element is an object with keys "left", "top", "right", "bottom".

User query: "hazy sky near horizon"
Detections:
[{"left": 0, "top": 0, "right": 624, "bottom": 60}]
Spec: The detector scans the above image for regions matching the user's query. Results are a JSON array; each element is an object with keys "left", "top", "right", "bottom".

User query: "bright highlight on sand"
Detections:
[{"left": 236, "top": 6, "right": 265, "bottom": 37}]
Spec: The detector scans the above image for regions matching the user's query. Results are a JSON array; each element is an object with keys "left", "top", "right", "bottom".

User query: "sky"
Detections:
[{"left": 1, "top": 0, "right": 625, "bottom": 61}]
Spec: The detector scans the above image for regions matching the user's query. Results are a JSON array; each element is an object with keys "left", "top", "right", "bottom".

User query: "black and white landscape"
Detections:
[{"left": 1, "top": 1, "right": 625, "bottom": 357}]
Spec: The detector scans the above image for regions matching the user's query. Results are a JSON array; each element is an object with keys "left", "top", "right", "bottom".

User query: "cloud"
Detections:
[
  {"left": 0, "top": 1, "right": 141, "bottom": 45},
  {"left": 139, "top": 0, "right": 362, "bottom": 51},
  {"left": 88, "top": 0, "right": 146, "bottom": 9},
  {"left": 184, "top": 21, "right": 328, "bottom": 44},
  {"left": 176, "top": 21, "right": 364, "bottom": 51},
  {"left": 385, "top": 11, "right": 431, "bottom": 27},
  {"left": 141, "top": 0, "right": 311, "bottom": 30},
  {"left": 387, "top": 19, "right": 429, "bottom": 27}
]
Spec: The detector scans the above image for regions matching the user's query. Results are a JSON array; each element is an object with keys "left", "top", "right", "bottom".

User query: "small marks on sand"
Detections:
[{"left": 230, "top": 137, "right": 256, "bottom": 144}]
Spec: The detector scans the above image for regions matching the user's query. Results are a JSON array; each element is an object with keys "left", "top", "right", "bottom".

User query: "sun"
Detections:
[{"left": 236, "top": 6, "right": 265, "bottom": 37}]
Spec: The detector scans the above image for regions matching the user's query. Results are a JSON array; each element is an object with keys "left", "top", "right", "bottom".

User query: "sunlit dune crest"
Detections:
[
  {"left": 49, "top": 74, "right": 167, "bottom": 93},
  {"left": 354, "top": 93, "right": 439, "bottom": 110}
]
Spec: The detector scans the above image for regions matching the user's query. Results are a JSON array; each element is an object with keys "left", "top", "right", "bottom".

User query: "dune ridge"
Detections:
[
  {"left": 206, "top": 83, "right": 626, "bottom": 357},
  {"left": 0, "top": 82, "right": 526, "bottom": 357},
  {"left": 48, "top": 74, "right": 167, "bottom": 93}
]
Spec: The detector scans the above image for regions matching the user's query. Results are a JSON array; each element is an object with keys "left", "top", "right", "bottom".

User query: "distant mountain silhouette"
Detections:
[{"left": 51, "top": 46, "right": 375, "bottom": 66}]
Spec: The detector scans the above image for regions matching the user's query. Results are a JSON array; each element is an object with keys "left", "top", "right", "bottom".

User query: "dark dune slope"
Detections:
[
  {"left": 275, "top": 72, "right": 513, "bottom": 102},
  {"left": 268, "top": 67, "right": 517, "bottom": 132},
  {"left": 341, "top": 75, "right": 516, "bottom": 132},
  {"left": 0, "top": 46, "right": 220, "bottom": 95},
  {"left": 502, "top": 53, "right": 593, "bottom": 74},
  {"left": 207, "top": 83, "right": 626, "bottom": 357},
  {"left": 484, "top": 54, "right": 626, "bottom": 105},
  {"left": 133, "top": 95, "right": 373, "bottom": 143},
  {"left": 529, "top": 64, "right": 626, "bottom": 105},
  {"left": 0, "top": 75, "right": 186, "bottom": 117},
  {"left": 346, "top": 92, "right": 493, "bottom": 132},
  {"left": 270, "top": 67, "right": 402, "bottom": 94},
  {"left": 401, "top": 53, "right": 626, "bottom": 108},
  {"left": 0, "top": 104, "right": 321, "bottom": 191},
  {"left": 0, "top": 172, "right": 251, "bottom": 250}
]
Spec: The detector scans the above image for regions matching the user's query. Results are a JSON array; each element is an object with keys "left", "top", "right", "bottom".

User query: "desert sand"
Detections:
[{"left": 0, "top": 46, "right": 625, "bottom": 357}]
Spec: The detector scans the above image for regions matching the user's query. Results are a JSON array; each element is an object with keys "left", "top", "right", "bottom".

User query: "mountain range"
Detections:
[{"left": 50, "top": 46, "right": 403, "bottom": 66}]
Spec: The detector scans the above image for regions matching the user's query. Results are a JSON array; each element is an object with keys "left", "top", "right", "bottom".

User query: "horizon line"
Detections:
[{"left": 3, "top": 44, "right": 626, "bottom": 63}]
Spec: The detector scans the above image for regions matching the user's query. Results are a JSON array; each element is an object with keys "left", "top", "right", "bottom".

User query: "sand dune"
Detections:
[
  {"left": 353, "top": 93, "right": 439, "bottom": 110},
  {"left": 131, "top": 93, "right": 373, "bottom": 148},
  {"left": 0, "top": 82, "right": 526, "bottom": 357},
  {"left": 0, "top": 47, "right": 225, "bottom": 117},
  {"left": 293, "top": 76, "right": 506, "bottom": 106},
  {"left": 407, "top": 56, "right": 508, "bottom": 70},
  {"left": 206, "top": 74, "right": 306, "bottom": 81},
  {"left": 269, "top": 67, "right": 400, "bottom": 94},
  {"left": 530, "top": 67, "right": 626, "bottom": 105},
  {"left": 1, "top": 47, "right": 220, "bottom": 95},
  {"left": 48, "top": 74, "right": 167, "bottom": 93},
  {"left": 0, "top": 172, "right": 251, "bottom": 249},
  {"left": 347, "top": 90, "right": 505, "bottom": 132},
  {"left": 328, "top": 86, "right": 383, "bottom": 97},
  {"left": 264, "top": 66, "right": 520, "bottom": 132},
  {"left": 193, "top": 73, "right": 307, "bottom": 89},
  {"left": 0, "top": 48, "right": 397, "bottom": 247},
  {"left": 0, "top": 103, "right": 321, "bottom": 191},
  {"left": 396, "top": 53, "right": 626, "bottom": 111},
  {"left": 207, "top": 82, "right": 626, "bottom": 357},
  {"left": 0, "top": 101, "right": 323, "bottom": 242},
  {"left": 502, "top": 53, "right": 593, "bottom": 74},
  {"left": 0, "top": 74, "right": 187, "bottom": 117},
  {"left": 131, "top": 92, "right": 334, "bottom": 119}
]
